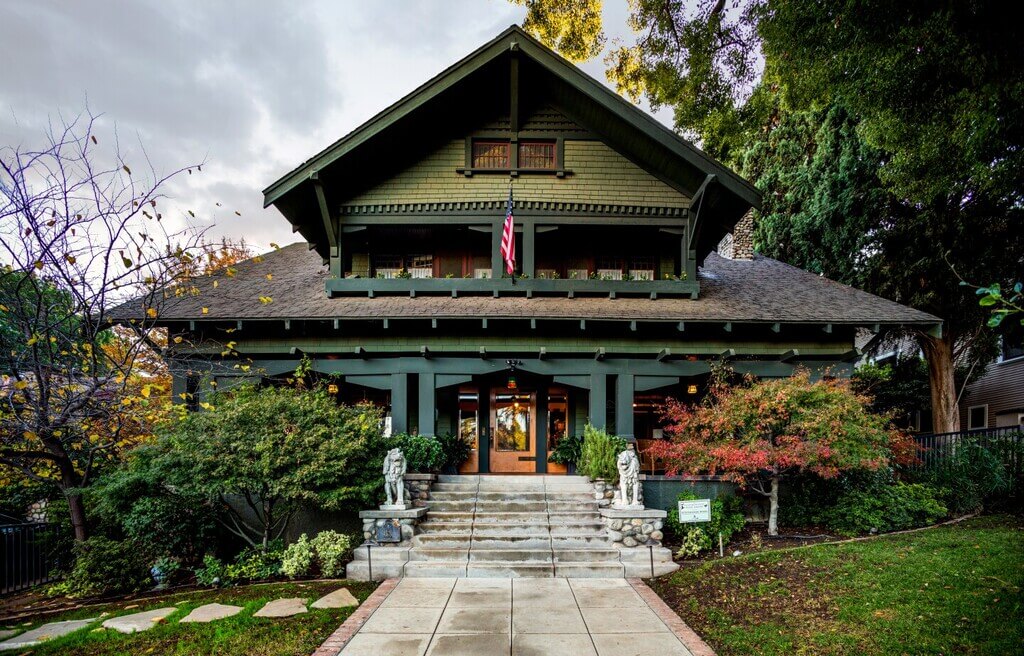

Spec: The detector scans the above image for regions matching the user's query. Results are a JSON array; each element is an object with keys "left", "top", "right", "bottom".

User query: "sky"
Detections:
[{"left": 0, "top": 0, "right": 671, "bottom": 252}]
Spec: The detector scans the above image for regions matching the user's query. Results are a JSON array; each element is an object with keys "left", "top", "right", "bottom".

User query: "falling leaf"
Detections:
[
  {"left": 146, "top": 308, "right": 158, "bottom": 319},
  {"left": 188, "top": 210, "right": 195, "bottom": 217},
  {"left": 266, "top": 274, "right": 273, "bottom": 280},
  {"left": 199, "top": 402, "right": 214, "bottom": 411},
  {"left": 201, "top": 307, "right": 209, "bottom": 315},
  {"left": 123, "top": 165, "right": 132, "bottom": 175},
  {"left": 270, "top": 242, "right": 280, "bottom": 249},
  {"left": 65, "top": 254, "right": 76, "bottom": 264},
  {"left": 90, "top": 135, "right": 97, "bottom": 144},
  {"left": 34, "top": 261, "right": 44, "bottom": 270},
  {"left": 140, "top": 386, "right": 151, "bottom": 398},
  {"left": 258, "top": 296, "right": 273, "bottom": 304},
  {"left": 173, "top": 336, "right": 183, "bottom": 344},
  {"left": 234, "top": 211, "right": 241, "bottom": 216}
]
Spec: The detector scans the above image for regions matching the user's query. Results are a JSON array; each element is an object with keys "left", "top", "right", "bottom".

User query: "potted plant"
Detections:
[
  {"left": 548, "top": 434, "right": 583, "bottom": 474},
  {"left": 436, "top": 432, "right": 472, "bottom": 474}
]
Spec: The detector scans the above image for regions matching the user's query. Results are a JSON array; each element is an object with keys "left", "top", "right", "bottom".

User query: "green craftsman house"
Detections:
[{"left": 143, "top": 26, "right": 939, "bottom": 475}]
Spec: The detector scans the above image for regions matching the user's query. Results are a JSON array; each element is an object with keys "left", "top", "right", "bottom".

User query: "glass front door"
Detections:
[{"left": 489, "top": 391, "right": 536, "bottom": 473}]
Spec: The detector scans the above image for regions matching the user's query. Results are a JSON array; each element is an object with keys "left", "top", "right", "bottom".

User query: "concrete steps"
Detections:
[{"left": 346, "top": 474, "right": 678, "bottom": 580}]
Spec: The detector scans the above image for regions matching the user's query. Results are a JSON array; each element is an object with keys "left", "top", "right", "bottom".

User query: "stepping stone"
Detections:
[
  {"left": 311, "top": 588, "right": 360, "bottom": 609},
  {"left": 0, "top": 618, "right": 97, "bottom": 650},
  {"left": 102, "top": 608, "right": 176, "bottom": 634},
  {"left": 0, "top": 631, "right": 15, "bottom": 641},
  {"left": 180, "top": 603, "right": 244, "bottom": 623},
  {"left": 254, "top": 598, "right": 308, "bottom": 618}
]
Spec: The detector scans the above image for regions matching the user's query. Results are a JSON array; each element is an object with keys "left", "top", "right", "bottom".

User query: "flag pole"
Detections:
[{"left": 508, "top": 180, "right": 516, "bottom": 286}]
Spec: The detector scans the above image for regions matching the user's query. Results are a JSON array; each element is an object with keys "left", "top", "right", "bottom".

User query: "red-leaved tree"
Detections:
[{"left": 648, "top": 369, "right": 915, "bottom": 535}]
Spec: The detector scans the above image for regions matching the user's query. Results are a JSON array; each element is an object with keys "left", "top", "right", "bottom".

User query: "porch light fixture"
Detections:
[
  {"left": 687, "top": 384, "right": 698, "bottom": 394},
  {"left": 505, "top": 358, "right": 523, "bottom": 391},
  {"left": 327, "top": 383, "right": 339, "bottom": 395}
]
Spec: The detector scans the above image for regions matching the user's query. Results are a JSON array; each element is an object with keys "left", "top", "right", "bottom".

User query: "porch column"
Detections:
[
  {"left": 589, "top": 373, "right": 607, "bottom": 430},
  {"left": 418, "top": 372, "right": 436, "bottom": 437},
  {"left": 616, "top": 373, "right": 635, "bottom": 442},
  {"left": 491, "top": 222, "right": 503, "bottom": 278},
  {"left": 391, "top": 373, "right": 408, "bottom": 434},
  {"left": 535, "top": 387, "right": 548, "bottom": 473},
  {"left": 523, "top": 220, "right": 535, "bottom": 278},
  {"left": 478, "top": 388, "right": 490, "bottom": 473}
]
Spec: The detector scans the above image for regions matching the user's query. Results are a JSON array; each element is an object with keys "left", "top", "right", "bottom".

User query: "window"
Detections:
[
  {"left": 1000, "top": 331, "right": 1024, "bottom": 361},
  {"left": 967, "top": 405, "right": 988, "bottom": 430},
  {"left": 373, "top": 254, "right": 433, "bottom": 278},
  {"left": 472, "top": 141, "right": 509, "bottom": 168},
  {"left": 518, "top": 141, "right": 556, "bottom": 169},
  {"left": 494, "top": 393, "right": 531, "bottom": 451},
  {"left": 458, "top": 390, "right": 479, "bottom": 450},
  {"left": 470, "top": 140, "right": 557, "bottom": 169}
]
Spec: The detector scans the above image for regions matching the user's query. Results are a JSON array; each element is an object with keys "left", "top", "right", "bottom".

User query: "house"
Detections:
[
  {"left": 133, "top": 26, "right": 940, "bottom": 475},
  {"left": 960, "top": 334, "right": 1024, "bottom": 431}
]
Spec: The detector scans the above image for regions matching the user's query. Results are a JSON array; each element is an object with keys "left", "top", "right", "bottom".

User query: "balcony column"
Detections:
[
  {"left": 589, "top": 373, "right": 607, "bottom": 430},
  {"left": 418, "top": 372, "right": 436, "bottom": 437},
  {"left": 390, "top": 373, "right": 408, "bottom": 434},
  {"left": 523, "top": 220, "right": 535, "bottom": 278},
  {"left": 616, "top": 373, "right": 635, "bottom": 442},
  {"left": 491, "top": 221, "right": 503, "bottom": 278}
]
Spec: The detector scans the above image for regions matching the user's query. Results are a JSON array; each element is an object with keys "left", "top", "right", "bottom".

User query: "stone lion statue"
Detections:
[
  {"left": 615, "top": 448, "right": 643, "bottom": 508},
  {"left": 382, "top": 447, "right": 407, "bottom": 508}
]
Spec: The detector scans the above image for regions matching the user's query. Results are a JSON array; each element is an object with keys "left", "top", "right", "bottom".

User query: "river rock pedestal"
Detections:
[
  {"left": 599, "top": 507, "right": 678, "bottom": 577},
  {"left": 347, "top": 506, "right": 428, "bottom": 581}
]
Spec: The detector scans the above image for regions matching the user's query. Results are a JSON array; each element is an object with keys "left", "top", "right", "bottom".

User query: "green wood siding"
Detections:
[{"left": 341, "top": 140, "right": 690, "bottom": 209}]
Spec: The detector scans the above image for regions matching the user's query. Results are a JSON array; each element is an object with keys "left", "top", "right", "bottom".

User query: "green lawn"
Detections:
[
  {"left": 1, "top": 580, "right": 377, "bottom": 656},
  {"left": 650, "top": 514, "right": 1023, "bottom": 656}
]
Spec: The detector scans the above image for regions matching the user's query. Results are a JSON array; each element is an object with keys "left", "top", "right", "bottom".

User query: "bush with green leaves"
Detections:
[
  {"left": 225, "top": 542, "right": 285, "bottom": 581},
  {"left": 147, "top": 386, "right": 385, "bottom": 550},
  {"left": 194, "top": 554, "right": 228, "bottom": 587},
  {"left": 921, "top": 440, "right": 1014, "bottom": 514},
  {"left": 385, "top": 433, "right": 445, "bottom": 473},
  {"left": 578, "top": 424, "right": 627, "bottom": 483},
  {"left": 823, "top": 482, "right": 947, "bottom": 536},
  {"left": 281, "top": 534, "right": 315, "bottom": 578},
  {"left": 548, "top": 433, "right": 583, "bottom": 467},
  {"left": 311, "top": 530, "right": 352, "bottom": 577},
  {"left": 435, "top": 432, "right": 472, "bottom": 472},
  {"left": 48, "top": 536, "right": 151, "bottom": 598},
  {"left": 665, "top": 490, "right": 746, "bottom": 557}
]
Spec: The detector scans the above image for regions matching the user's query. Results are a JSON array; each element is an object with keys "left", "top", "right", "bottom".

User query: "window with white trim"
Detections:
[{"left": 967, "top": 404, "right": 988, "bottom": 430}]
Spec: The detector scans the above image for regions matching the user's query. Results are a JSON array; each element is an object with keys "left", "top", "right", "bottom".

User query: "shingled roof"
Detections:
[{"left": 129, "top": 243, "right": 940, "bottom": 328}]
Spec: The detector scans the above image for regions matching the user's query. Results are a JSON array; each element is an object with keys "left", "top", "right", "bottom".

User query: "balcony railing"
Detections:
[{"left": 325, "top": 276, "right": 699, "bottom": 299}]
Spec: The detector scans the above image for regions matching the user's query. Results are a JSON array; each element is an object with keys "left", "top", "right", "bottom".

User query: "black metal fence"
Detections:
[
  {"left": 912, "top": 426, "right": 1024, "bottom": 490},
  {"left": 1, "top": 523, "right": 63, "bottom": 595}
]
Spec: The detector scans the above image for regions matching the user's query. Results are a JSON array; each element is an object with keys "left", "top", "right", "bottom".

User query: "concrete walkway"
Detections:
[{"left": 332, "top": 578, "right": 705, "bottom": 656}]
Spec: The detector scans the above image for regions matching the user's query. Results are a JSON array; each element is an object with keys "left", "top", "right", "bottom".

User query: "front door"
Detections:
[{"left": 489, "top": 391, "right": 536, "bottom": 473}]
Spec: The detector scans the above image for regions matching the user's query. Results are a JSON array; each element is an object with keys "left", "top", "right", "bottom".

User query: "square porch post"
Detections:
[
  {"left": 589, "top": 373, "right": 607, "bottom": 430},
  {"left": 418, "top": 372, "right": 436, "bottom": 437},
  {"left": 616, "top": 373, "right": 635, "bottom": 442},
  {"left": 390, "top": 373, "right": 408, "bottom": 434}
]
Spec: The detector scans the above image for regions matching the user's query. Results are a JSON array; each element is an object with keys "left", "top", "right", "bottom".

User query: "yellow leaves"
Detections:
[
  {"left": 13, "top": 381, "right": 28, "bottom": 390},
  {"left": 266, "top": 273, "right": 273, "bottom": 281},
  {"left": 0, "top": 304, "right": 7, "bottom": 312},
  {"left": 65, "top": 254, "right": 76, "bottom": 264},
  {"left": 173, "top": 336, "right": 183, "bottom": 344},
  {"left": 146, "top": 307, "right": 158, "bottom": 319},
  {"left": 226, "top": 341, "right": 237, "bottom": 350},
  {"left": 178, "top": 392, "right": 188, "bottom": 400},
  {"left": 23, "top": 431, "right": 38, "bottom": 441},
  {"left": 212, "top": 280, "right": 219, "bottom": 288},
  {"left": 225, "top": 267, "right": 236, "bottom": 278},
  {"left": 34, "top": 261, "right": 44, "bottom": 270},
  {"left": 26, "top": 336, "right": 38, "bottom": 346},
  {"left": 270, "top": 243, "right": 280, "bottom": 249},
  {"left": 140, "top": 385, "right": 151, "bottom": 398},
  {"left": 201, "top": 307, "right": 209, "bottom": 315},
  {"left": 123, "top": 164, "right": 132, "bottom": 175},
  {"left": 258, "top": 296, "right": 273, "bottom": 305},
  {"left": 199, "top": 402, "right": 215, "bottom": 411},
  {"left": 252, "top": 256, "right": 264, "bottom": 264}
]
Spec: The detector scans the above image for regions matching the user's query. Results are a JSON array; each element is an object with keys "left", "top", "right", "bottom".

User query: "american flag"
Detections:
[{"left": 501, "top": 187, "right": 516, "bottom": 275}]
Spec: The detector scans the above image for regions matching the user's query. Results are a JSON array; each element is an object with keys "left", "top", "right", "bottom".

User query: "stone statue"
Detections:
[
  {"left": 382, "top": 447, "right": 407, "bottom": 509},
  {"left": 614, "top": 448, "right": 643, "bottom": 509}
]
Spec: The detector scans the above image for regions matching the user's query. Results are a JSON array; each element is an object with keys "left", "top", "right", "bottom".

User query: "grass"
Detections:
[
  {"left": 650, "top": 514, "right": 1023, "bottom": 656},
  {"left": 0, "top": 580, "right": 377, "bottom": 655}
]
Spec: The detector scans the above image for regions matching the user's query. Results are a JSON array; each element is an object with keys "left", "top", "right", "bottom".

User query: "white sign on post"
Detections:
[{"left": 677, "top": 499, "right": 711, "bottom": 523}]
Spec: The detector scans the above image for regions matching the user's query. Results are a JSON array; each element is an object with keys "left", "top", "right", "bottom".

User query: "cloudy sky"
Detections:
[{"left": 0, "top": 1, "right": 667, "bottom": 251}]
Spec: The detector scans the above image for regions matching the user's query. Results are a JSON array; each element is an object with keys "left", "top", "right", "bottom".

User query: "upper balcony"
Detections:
[{"left": 324, "top": 225, "right": 698, "bottom": 299}]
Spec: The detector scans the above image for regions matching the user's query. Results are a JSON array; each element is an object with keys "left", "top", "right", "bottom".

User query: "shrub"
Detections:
[
  {"left": 435, "top": 432, "right": 472, "bottom": 473},
  {"left": 578, "top": 425, "right": 627, "bottom": 483},
  {"left": 386, "top": 433, "right": 445, "bottom": 473},
  {"left": 665, "top": 490, "right": 746, "bottom": 557},
  {"left": 49, "top": 536, "right": 150, "bottom": 598},
  {"left": 922, "top": 441, "right": 1012, "bottom": 514},
  {"left": 194, "top": 554, "right": 227, "bottom": 587},
  {"left": 225, "top": 542, "right": 285, "bottom": 582},
  {"left": 548, "top": 433, "right": 583, "bottom": 467},
  {"left": 823, "top": 482, "right": 947, "bottom": 536},
  {"left": 281, "top": 534, "right": 315, "bottom": 579},
  {"left": 312, "top": 530, "right": 352, "bottom": 577}
]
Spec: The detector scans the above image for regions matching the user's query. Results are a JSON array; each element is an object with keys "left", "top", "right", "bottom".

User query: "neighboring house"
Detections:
[
  {"left": 960, "top": 334, "right": 1024, "bottom": 431},
  {"left": 117, "top": 26, "right": 938, "bottom": 474}
]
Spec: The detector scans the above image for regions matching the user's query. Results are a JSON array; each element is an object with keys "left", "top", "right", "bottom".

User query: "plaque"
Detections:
[
  {"left": 677, "top": 499, "right": 712, "bottom": 523},
  {"left": 374, "top": 518, "right": 401, "bottom": 543}
]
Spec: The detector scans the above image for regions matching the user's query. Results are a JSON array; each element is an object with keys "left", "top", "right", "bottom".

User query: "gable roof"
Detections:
[
  {"left": 262, "top": 26, "right": 761, "bottom": 259},
  {"left": 124, "top": 243, "right": 940, "bottom": 329}
]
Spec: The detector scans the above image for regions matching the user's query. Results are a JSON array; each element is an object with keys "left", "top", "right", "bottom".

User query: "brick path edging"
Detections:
[
  {"left": 311, "top": 578, "right": 399, "bottom": 656},
  {"left": 628, "top": 578, "right": 717, "bottom": 656}
]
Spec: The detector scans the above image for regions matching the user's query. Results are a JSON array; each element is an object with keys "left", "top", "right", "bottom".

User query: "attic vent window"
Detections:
[
  {"left": 472, "top": 141, "right": 510, "bottom": 169},
  {"left": 518, "top": 141, "right": 556, "bottom": 169}
]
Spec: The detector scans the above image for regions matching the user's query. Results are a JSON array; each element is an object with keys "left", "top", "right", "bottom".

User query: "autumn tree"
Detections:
[
  {"left": 649, "top": 370, "right": 911, "bottom": 535},
  {"left": 0, "top": 113, "right": 205, "bottom": 540}
]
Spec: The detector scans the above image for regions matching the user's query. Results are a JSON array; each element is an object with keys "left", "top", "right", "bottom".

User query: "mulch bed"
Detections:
[{"left": 662, "top": 523, "right": 841, "bottom": 563}]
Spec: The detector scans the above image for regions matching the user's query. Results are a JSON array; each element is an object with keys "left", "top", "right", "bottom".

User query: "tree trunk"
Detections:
[
  {"left": 66, "top": 491, "right": 88, "bottom": 542},
  {"left": 918, "top": 332, "right": 961, "bottom": 433},
  {"left": 767, "top": 475, "right": 780, "bottom": 536}
]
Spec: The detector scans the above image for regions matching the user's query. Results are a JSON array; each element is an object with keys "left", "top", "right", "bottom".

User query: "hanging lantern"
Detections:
[
  {"left": 507, "top": 374, "right": 518, "bottom": 390},
  {"left": 327, "top": 383, "right": 340, "bottom": 395},
  {"left": 687, "top": 384, "right": 698, "bottom": 395}
]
